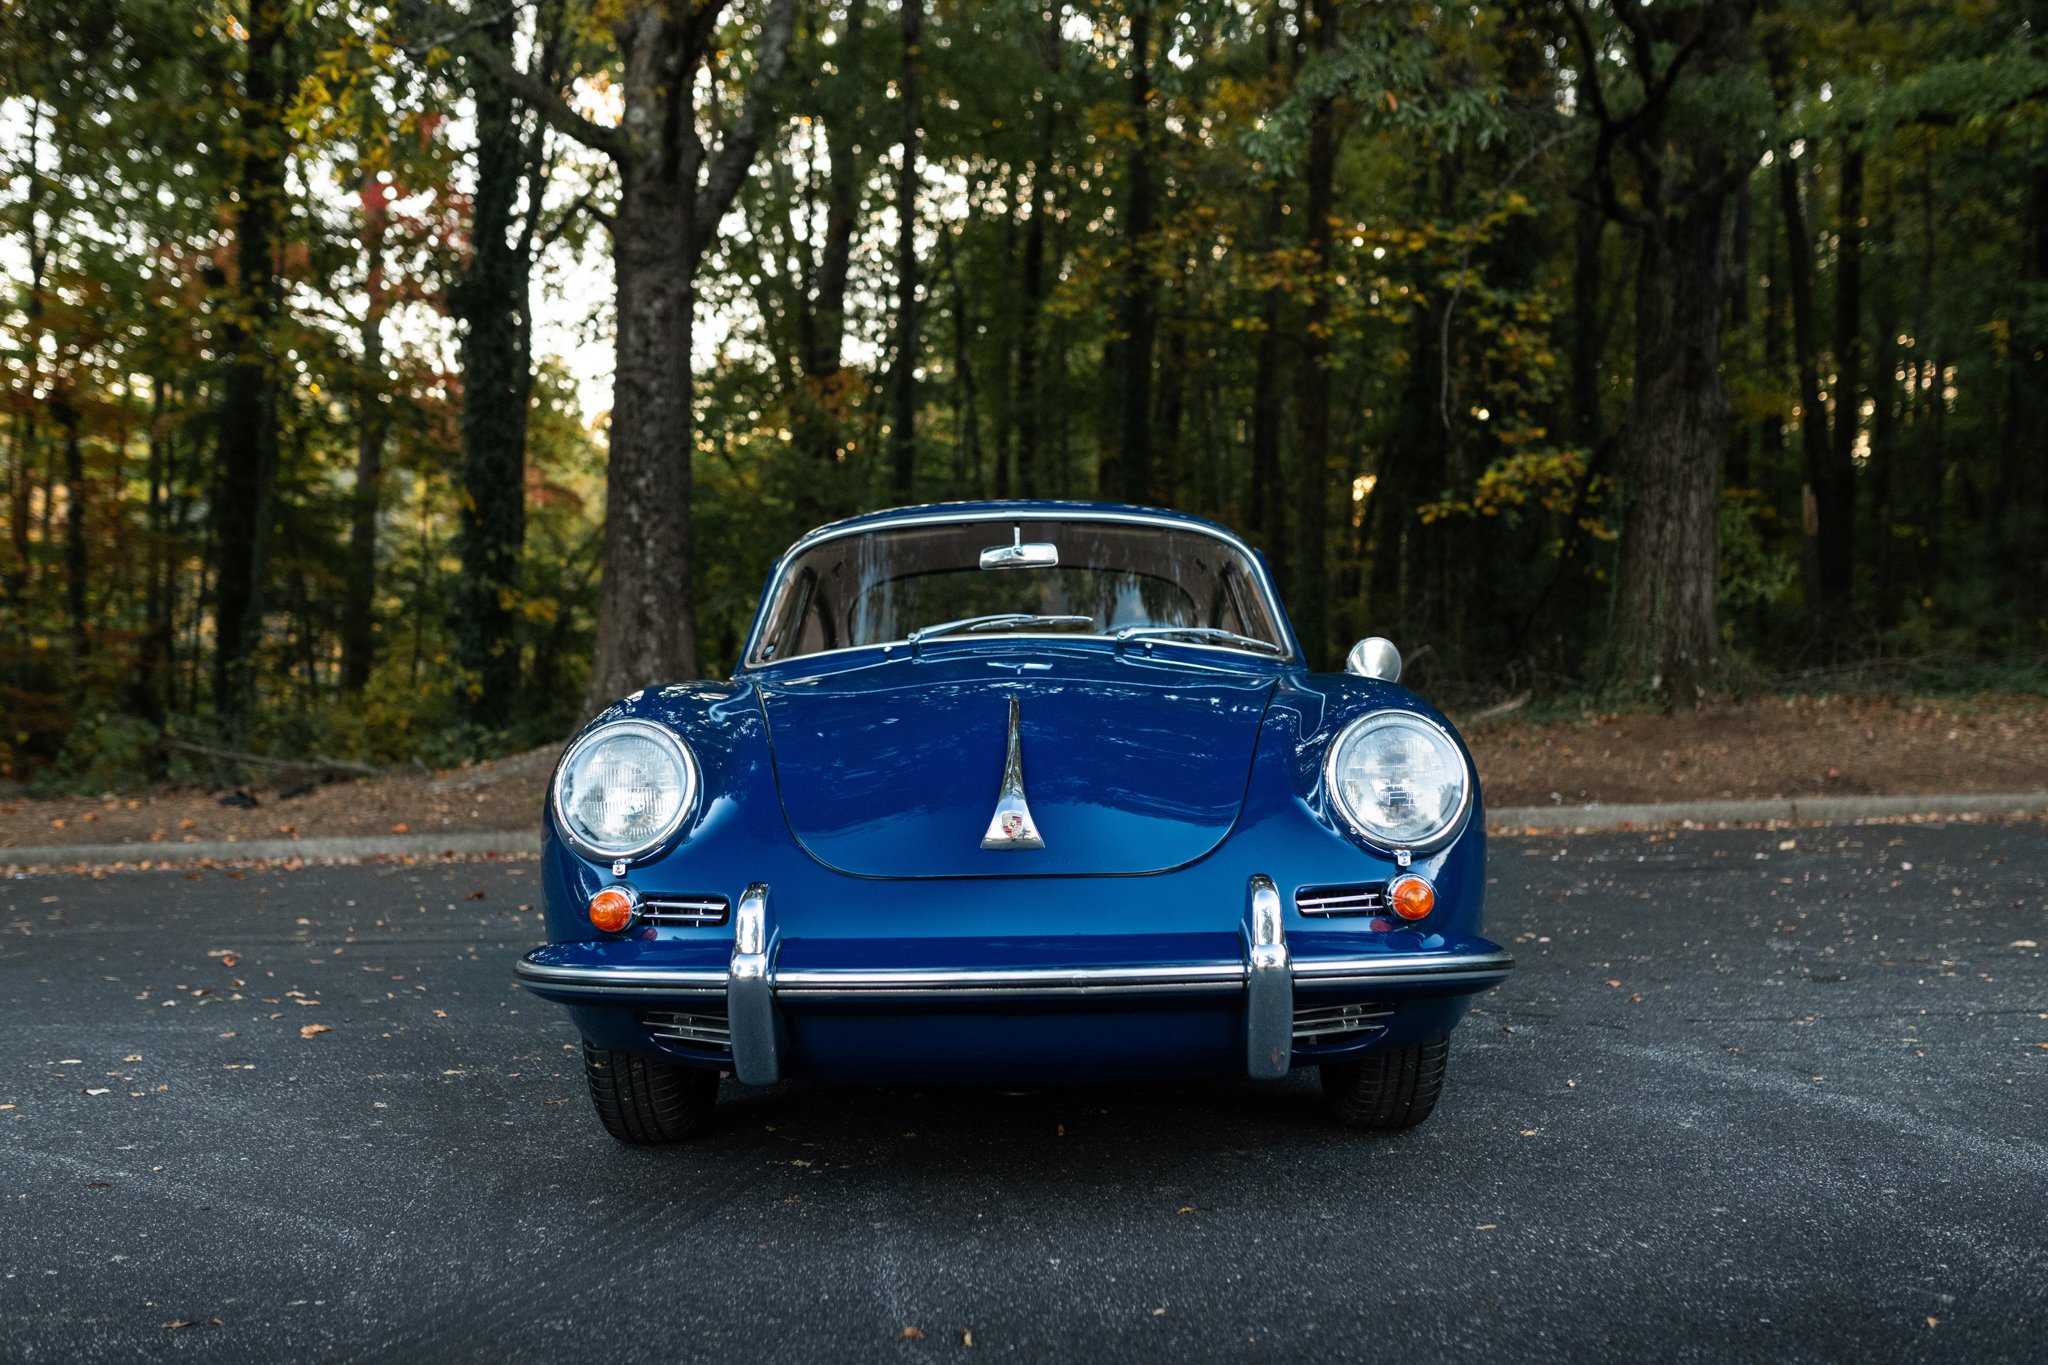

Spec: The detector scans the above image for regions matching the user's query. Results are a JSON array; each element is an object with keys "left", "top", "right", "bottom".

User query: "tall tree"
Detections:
[
  {"left": 450, "top": 4, "right": 556, "bottom": 724},
  {"left": 1290, "top": 0, "right": 1337, "bottom": 664},
  {"left": 340, "top": 178, "right": 391, "bottom": 694},
  {"left": 211, "top": 0, "right": 293, "bottom": 731},
  {"left": 1112, "top": 1, "right": 1159, "bottom": 505},
  {"left": 446, "top": 0, "right": 800, "bottom": 710},
  {"left": 1568, "top": 0, "right": 1765, "bottom": 702}
]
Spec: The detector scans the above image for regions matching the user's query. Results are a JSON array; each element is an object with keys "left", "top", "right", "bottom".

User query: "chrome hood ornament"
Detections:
[{"left": 980, "top": 696, "right": 1046, "bottom": 850}]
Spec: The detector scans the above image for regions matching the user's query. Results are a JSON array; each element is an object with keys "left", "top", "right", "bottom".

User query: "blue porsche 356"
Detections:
[{"left": 515, "top": 502, "right": 1511, "bottom": 1139}]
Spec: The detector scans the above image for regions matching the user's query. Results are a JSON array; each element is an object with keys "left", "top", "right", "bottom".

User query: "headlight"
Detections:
[
  {"left": 551, "top": 720, "right": 698, "bottom": 861},
  {"left": 1324, "top": 712, "right": 1471, "bottom": 850}
]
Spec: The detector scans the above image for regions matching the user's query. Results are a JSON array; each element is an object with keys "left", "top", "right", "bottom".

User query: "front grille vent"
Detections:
[
  {"left": 639, "top": 894, "right": 729, "bottom": 927},
  {"left": 1294, "top": 883, "right": 1388, "bottom": 917},
  {"left": 644, "top": 1011, "right": 732, "bottom": 1049},
  {"left": 1292, "top": 1001, "right": 1393, "bottom": 1044}
]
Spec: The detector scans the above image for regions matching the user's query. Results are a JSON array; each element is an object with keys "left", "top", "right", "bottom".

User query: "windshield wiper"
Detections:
[
  {"left": 1114, "top": 625, "right": 1285, "bottom": 656},
  {"left": 907, "top": 613, "right": 1096, "bottom": 652}
]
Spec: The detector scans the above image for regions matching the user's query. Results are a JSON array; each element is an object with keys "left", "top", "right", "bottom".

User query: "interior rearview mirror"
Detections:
[
  {"left": 980, "top": 528, "right": 1059, "bottom": 570},
  {"left": 1346, "top": 637, "right": 1402, "bottom": 682}
]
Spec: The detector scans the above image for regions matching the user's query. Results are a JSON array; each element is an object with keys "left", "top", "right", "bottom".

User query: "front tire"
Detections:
[
  {"left": 582, "top": 1042, "right": 720, "bottom": 1142},
  {"left": 1321, "top": 1035, "right": 1449, "bottom": 1130}
]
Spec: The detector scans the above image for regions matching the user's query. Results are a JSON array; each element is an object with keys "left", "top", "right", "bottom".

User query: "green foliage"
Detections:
[{"left": 5, "top": 0, "right": 2048, "bottom": 784}]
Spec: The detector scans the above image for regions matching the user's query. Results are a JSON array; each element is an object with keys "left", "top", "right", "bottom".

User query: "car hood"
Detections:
[{"left": 756, "top": 648, "right": 1276, "bottom": 878}]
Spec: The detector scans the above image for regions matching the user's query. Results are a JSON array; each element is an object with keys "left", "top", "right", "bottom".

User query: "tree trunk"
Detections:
[
  {"left": 1290, "top": 0, "right": 1337, "bottom": 665},
  {"left": 1012, "top": 5, "right": 1062, "bottom": 500},
  {"left": 211, "top": 0, "right": 288, "bottom": 732},
  {"left": 888, "top": 0, "right": 923, "bottom": 503},
  {"left": 136, "top": 379, "right": 172, "bottom": 724},
  {"left": 55, "top": 390, "right": 86, "bottom": 661},
  {"left": 452, "top": 7, "right": 532, "bottom": 723},
  {"left": 1113, "top": 2, "right": 1157, "bottom": 505},
  {"left": 341, "top": 187, "right": 389, "bottom": 694},
  {"left": 1607, "top": 207, "right": 1730, "bottom": 700},
  {"left": 796, "top": 0, "right": 869, "bottom": 480},
  {"left": 1569, "top": 185, "right": 1606, "bottom": 450},
  {"left": 1776, "top": 151, "right": 1854, "bottom": 630},
  {"left": 942, "top": 227, "right": 983, "bottom": 496},
  {"left": 579, "top": 0, "right": 799, "bottom": 709},
  {"left": 1245, "top": 2, "right": 1293, "bottom": 585}
]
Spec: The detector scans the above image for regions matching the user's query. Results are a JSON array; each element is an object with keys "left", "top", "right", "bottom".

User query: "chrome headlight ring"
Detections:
[
  {"left": 549, "top": 719, "right": 700, "bottom": 864},
  {"left": 1322, "top": 711, "right": 1474, "bottom": 855}
]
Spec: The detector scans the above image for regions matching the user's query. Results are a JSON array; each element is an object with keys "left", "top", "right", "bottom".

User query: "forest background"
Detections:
[{"left": 3, "top": 0, "right": 2045, "bottom": 792}]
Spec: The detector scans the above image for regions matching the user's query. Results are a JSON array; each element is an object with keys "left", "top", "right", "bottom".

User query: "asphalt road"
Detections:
[{"left": 3, "top": 822, "right": 2044, "bottom": 1364}]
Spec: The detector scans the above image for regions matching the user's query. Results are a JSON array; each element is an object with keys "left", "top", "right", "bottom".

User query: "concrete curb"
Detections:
[
  {"left": 1, "top": 830, "right": 542, "bottom": 870},
  {"left": 1487, "top": 791, "right": 2048, "bottom": 832},
  {"left": 4, "top": 792, "right": 2044, "bottom": 870}
]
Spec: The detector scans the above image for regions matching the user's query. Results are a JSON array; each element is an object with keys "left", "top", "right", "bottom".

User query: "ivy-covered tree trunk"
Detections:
[
  {"left": 211, "top": 0, "right": 288, "bottom": 733},
  {"left": 452, "top": 7, "right": 532, "bottom": 725}
]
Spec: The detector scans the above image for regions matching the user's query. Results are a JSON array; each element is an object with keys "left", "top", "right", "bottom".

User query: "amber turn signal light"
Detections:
[
  {"left": 1388, "top": 874, "right": 1435, "bottom": 921},
  {"left": 588, "top": 887, "right": 637, "bottom": 933}
]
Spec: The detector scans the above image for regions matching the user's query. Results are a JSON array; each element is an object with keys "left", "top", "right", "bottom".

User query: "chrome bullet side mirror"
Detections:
[{"left": 1345, "top": 637, "right": 1402, "bottom": 682}]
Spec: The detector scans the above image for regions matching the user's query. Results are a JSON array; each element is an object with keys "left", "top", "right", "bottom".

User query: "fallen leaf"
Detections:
[
  {"left": 1606, "top": 979, "right": 1622, "bottom": 988},
  {"left": 900, "top": 1327, "right": 925, "bottom": 1341},
  {"left": 466, "top": 890, "right": 486, "bottom": 900},
  {"left": 85, "top": 1181, "right": 110, "bottom": 1189},
  {"left": 299, "top": 1024, "right": 331, "bottom": 1039},
  {"left": 962, "top": 1330, "right": 974, "bottom": 1348},
  {"left": 391, "top": 822, "right": 410, "bottom": 834},
  {"left": 124, "top": 1054, "right": 142, "bottom": 1062},
  {"left": 1926, "top": 1317, "right": 1940, "bottom": 1328}
]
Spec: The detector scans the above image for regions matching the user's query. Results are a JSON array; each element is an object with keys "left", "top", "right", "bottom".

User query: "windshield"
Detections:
[{"left": 748, "top": 516, "right": 1287, "bottom": 665}]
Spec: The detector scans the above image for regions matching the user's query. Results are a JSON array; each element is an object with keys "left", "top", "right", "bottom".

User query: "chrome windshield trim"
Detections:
[{"left": 744, "top": 507, "right": 1296, "bottom": 667}]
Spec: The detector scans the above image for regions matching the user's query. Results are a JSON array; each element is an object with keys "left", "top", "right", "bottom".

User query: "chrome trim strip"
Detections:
[
  {"left": 726, "top": 883, "right": 782, "bottom": 1085},
  {"left": 517, "top": 947, "right": 1510, "bottom": 1004},
  {"left": 1291, "top": 950, "right": 1515, "bottom": 982},
  {"left": 513, "top": 957, "right": 726, "bottom": 993},
  {"left": 1243, "top": 874, "right": 1292, "bottom": 1079},
  {"left": 744, "top": 507, "right": 1296, "bottom": 666},
  {"left": 980, "top": 696, "right": 1047, "bottom": 850},
  {"left": 774, "top": 962, "right": 1247, "bottom": 992}
]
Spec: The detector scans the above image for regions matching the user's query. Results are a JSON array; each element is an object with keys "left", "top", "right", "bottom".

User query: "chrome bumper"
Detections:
[{"left": 512, "top": 876, "right": 1514, "bottom": 1084}]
